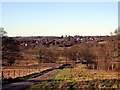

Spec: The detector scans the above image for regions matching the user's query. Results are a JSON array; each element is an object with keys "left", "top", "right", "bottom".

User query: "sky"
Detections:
[{"left": 1, "top": 2, "right": 118, "bottom": 36}]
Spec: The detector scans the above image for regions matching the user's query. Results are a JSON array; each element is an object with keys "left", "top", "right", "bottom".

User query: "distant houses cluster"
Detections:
[{"left": 14, "top": 35, "right": 115, "bottom": 48}]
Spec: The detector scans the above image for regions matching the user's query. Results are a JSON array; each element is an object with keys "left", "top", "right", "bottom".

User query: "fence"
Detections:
[
  {"left": 2, "top": 63, "right": 63, "bottom": 80},
  {"left": 2, "top": 67, "right": 52, "bottom": 80}
]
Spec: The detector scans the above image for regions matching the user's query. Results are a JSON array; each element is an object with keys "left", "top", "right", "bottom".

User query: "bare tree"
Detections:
[
  {"left": 0, "top": 28, "right": 7, "bottom": 37},
  {"left": 42, "top": 50, "right": 58, "bottom": 63},
  {"left": 75, "top": 44, "right": 96, "bottom": 68},
  {"left": 114, "top": 27, "right": 120, "bottom": 35},
  {"left": 37, "top": 47, "right": 46, "bottom": 63}
]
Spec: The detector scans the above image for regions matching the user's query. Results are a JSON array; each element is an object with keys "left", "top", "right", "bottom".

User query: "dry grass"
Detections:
[
  {"left": 27, "top": 64, "right": 120, "bottom": 89},
  {"left": 53, "top": 64, "right": 118, "bottom": 82}
]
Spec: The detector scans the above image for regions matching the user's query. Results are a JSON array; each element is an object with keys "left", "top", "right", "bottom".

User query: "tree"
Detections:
[
  {"left": 37, "top": 47, "right": 46, "bottom": 63},
  {"left": 114, "top": 27, "right": 120, "bottom": 35},
  {"left": 114, "top": 27, "right": 120, "bottom": 71},
  {"left": 67, "top": 46, "right": 79, "bottom": 62},
  {"left": 42, "top": 50, "right": 58, "bottom": 63},
  {"left": 114, "top": 28, "right": 120, "bottom": 58},
  {"left": 2, "top": 37, "right": 22, "bottom": 66},
  {"left": 0, "top": 28, "right": 7, "bottom": 37},
  {"left": 62, "top": 48, "right": 71, "bottom": 61},
  {"left": 78, "top": 44, "right": 96, "bottom": 68}
]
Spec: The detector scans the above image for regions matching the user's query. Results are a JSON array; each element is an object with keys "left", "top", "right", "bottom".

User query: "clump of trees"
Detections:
[
  {"left": 36, "top": 39, "right": 119, "bottom": 71},
  {"left": 2, "top": 37, "right": 22, "bottom": 66},
  {"left": 1, "top": 28, "right": 22, "bottom": 66},
  {"left": 61, "top": 44, "right": 96, "bottom": 67},
  {"left": 37, "top": 46, "right": 59, "bottom": 63}
]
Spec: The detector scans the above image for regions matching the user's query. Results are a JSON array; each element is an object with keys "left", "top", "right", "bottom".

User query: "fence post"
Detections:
[
  {"left": 29, "top": 69, "right": 31, "bottom": 74},
  {"left": 32, "top": 69, "right": 33, "bottom": 74},
  {"left": 8, "top": 70, "right": 10, "bottom": 79},
  {"left": 13, "top": 69, "right": 15, "bottom": 78},
  {"left": 27, "top": 68, "right": 29, "bottom": 75},
  {"left": 28, "top": 69, "right": 29, "bottom": 75},
  {"left": 19, "top": 69, "right": 20, "bottom": 77},
  {"left": 25, "top": 69, "right": 27, "bottom": 76},
  {"left": 22, "top": 69, "right": 24, "bottom": 77},
  {"left": 2, "top": 71, "right": 4, "bottom": 80}
]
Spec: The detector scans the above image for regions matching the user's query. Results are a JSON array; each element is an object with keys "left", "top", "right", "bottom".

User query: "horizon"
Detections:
[
  {"left": 1, "top": 2, "right": 118, "bottom": 36},
  {"left": 8, "top": 34, "right": 114, "bottom": 37}
]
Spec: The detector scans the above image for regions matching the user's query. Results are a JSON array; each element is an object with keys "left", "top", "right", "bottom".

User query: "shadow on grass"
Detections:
[{"left": 27, "top": 79, "right": 120, "bottom": 90}]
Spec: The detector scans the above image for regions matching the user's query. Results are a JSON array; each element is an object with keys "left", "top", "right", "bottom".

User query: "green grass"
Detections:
[
  {"left": 52, "top": 68, "right": 68, "bottom": 81},
  {"left": 27, "top": 64, "right": 120, "bottom": 89}
]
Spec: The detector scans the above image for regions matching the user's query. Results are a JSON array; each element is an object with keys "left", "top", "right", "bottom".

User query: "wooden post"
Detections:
[
  {"left": 27, "top": 69, "right": 29, "bottom": 75},
  {"left": 8, "top": 70, "right": 10, "bottom": 79},
  {"left": 23, "top": 69, "right": 24, "bottom": 77},
  {"left": 19, "top": 69, "right": 20, "bottom": 77},
  {"left": 25, "top": 69, "right": 27, "bottom": 76},
  {"left": 28, "top": 68, "right": 30, "bottom": 75},
  {"left": 13, "top": 69, "right": 15, "bottom": 78},
  {"left": 30, "top": 69, "right": 31, "bottom": 74},
  {"left": 2, "top": 71, "right": 4, "bottom": 80}
]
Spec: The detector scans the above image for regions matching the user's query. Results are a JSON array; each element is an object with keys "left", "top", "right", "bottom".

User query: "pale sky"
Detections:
[{"left": 1, "top": 2, "right": 118, "bottom": 36}]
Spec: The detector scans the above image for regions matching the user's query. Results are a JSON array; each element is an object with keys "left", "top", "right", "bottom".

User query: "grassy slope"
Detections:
[{"left": 27, "top": 64, "right": 120, "bottom": 89}]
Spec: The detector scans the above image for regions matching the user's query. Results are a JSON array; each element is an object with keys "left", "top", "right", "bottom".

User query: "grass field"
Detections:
[{"left": 27, "top": 64, "right": 120, "bottom": 89}]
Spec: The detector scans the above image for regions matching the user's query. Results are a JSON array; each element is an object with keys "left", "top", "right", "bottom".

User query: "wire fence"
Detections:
[{"left": 1, "top": 63, "right": 63, "bottom": 81}]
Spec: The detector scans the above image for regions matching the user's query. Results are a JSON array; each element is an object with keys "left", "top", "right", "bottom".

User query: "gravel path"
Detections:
[{"left": 2, "top": 69, "right": 61, "bottom": 90}]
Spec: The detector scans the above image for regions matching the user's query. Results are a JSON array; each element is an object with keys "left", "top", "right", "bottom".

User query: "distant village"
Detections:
[{"left": 13, "top": 35, "right": 115, "bottom": 48}]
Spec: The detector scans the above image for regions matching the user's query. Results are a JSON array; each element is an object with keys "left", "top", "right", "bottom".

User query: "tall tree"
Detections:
[
  {"left": 38, "top": 48, "right": 46, "bottom": 63},
  {"left": 114, "top": 27, "right": 120, "bottom": 35},
  {"left": 2, "top": 37, "right": 22, "bottom": 66},
  {"left": 0, "top": 28, "right": 7, "bottom": 37},
  {"left": 42, "top": 50, "right": 58, "bottom": 63},
  {"left": 78, "top": 44, "right": 96, "bottom": 68},
  {"left": 114, "top": 27, "right": 120, "bottom": 72},
  {"left": 114, "top": 28, "right": 120, "bottom": 60}
]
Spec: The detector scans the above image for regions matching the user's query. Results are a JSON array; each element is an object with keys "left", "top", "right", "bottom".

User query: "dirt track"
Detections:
[{"left": 2, "top": 69, "right": 61, "bottom": 90}]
